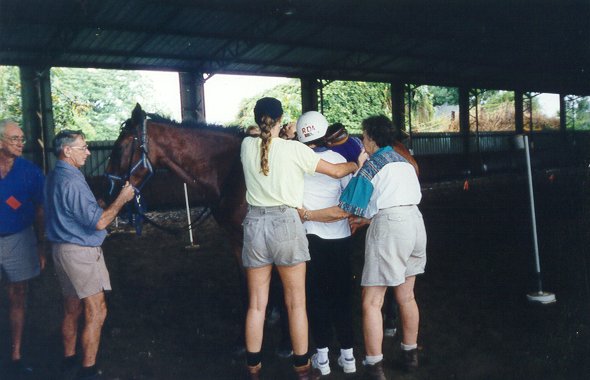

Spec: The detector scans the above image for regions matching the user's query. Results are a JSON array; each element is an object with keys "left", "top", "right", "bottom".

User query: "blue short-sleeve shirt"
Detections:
[
  {"left": 330, "top": 136, "right": 363, "bottom": 163},
  {"left": 0, "top": 157, "right": 44, "bottom": 234},
  {"left": 44, "top": 160, "right": 106, "bottom": 247}
]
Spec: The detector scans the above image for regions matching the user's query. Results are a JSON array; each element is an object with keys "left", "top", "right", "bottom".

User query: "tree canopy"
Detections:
[
  {"left": 0, "top": 66, "right": 174, "bottom": 140},
  {"left": 0, "top": 66, "right": 22, "bottom": 120},
  {"left": 232, "top": 80, "right": 393, "bottom": 134},
  {"left": 51, "top": 68, "right": 174, "bottom": 140}
]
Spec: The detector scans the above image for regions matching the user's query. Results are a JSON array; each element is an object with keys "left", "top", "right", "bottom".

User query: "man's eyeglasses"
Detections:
[
  {"left": 69, "top": 145, "right": 89, "bottom": 151},
  {"left": 3, "top": 136, "right": 26, "bottom": 145}
]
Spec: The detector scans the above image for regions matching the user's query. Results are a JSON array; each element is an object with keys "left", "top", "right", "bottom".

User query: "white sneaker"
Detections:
[
  {"left": 338, "top": 355, "right": 356, "bottom": 374},
  {"left": 311, "top": 353, "right": 331, "bottom": 375}
]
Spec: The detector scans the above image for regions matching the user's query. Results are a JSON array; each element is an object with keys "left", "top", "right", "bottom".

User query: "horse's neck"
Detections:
[{"left": 150, "top": 125, "right": 240, "bottom": 199}]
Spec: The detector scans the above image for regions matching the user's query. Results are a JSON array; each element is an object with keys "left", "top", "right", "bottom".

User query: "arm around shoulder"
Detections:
[{"left": 315, "top": 159, "right": 357, "bottom": 179}]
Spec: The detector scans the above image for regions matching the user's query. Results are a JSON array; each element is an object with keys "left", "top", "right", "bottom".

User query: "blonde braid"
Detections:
[{"left": 259, "top": 115, "right": 277, "bottom": 176}]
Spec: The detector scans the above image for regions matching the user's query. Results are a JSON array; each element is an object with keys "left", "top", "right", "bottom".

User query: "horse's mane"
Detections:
[
  {"left": 151, "top": 113, "right": 245, "bottom": 136},
  {"left": 121, "top": 113, "right": 246, "bottom": 137}
]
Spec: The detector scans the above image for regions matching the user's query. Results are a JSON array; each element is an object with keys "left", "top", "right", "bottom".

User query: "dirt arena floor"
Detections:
[{"left": 1, "top": 167, "right": 589, "bottom": 380}]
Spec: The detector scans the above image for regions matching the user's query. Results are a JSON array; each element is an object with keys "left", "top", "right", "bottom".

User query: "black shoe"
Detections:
[
  {"left": 75, "top": 366, "right": 101, "bottom": 380},
  {"left": 61, "top": 356, "right": 80, "bottom": 372},
  {"left": 7, "top": 359, "right": 34, "bottom": 379},
  {"left": 364, "top": 360, "right": 386, "bottom": 380},
  {"left": 402, "top": 348, "right": 419, "bottom": 371}
]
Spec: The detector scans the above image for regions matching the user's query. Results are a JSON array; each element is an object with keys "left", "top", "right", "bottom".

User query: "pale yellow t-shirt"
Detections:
[{"left": 240, "top": 137, "right": 320, "bottom": 208}]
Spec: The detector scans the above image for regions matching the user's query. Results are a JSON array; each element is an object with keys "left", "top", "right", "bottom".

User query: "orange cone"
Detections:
[{"left": 463, "top": 179, "right": 469, "bottom": 191}]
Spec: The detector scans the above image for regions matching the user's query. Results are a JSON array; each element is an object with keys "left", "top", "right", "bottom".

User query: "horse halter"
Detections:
[
  {"left": 106, "top": 117, "right": 154, "bottom": 197},
  {"left": 105, "top": 117, "right": 155, "bottom": 235}
]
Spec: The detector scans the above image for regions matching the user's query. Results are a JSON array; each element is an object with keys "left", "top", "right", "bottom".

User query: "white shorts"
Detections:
[{"left": 362, "top": 205, "right": 427, "bottom": 287}]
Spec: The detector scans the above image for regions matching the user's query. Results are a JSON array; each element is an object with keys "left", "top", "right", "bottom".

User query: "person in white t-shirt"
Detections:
[
  {"left": 295, "top": 111, "right": 357, "bottom": 376},
  {"left": 301, "top": 115, "right": 426, "bottom": 379},
  {"left": 240, "top": 98, "right": 358, "bottom": 380}
]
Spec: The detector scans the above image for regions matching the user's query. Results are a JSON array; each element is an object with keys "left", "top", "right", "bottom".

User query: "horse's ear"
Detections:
[{"left": 132, "top": 103, "right": 146, "bottom": 124}]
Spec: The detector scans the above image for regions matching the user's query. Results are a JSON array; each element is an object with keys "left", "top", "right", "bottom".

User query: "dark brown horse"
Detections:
[{"left": 105, "top": 104, "right": 247, "bottom": 266}]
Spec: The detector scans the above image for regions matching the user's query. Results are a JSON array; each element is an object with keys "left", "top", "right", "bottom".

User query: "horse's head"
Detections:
[{"left": 105, "top": 103, "right": 154, "bottom": 200}]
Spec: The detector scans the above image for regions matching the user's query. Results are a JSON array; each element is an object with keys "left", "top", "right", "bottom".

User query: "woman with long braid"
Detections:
[{"left": 240, "top": 98, "right": 358, "bottom": 379}]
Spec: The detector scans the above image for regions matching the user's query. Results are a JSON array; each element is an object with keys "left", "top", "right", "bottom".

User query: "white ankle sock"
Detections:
[
  {"left": 340, "top": 348, "right": 354, "bottom": 360},
  {"left": 316, "top": 347, "right": 329, "bottom": 363},
  {"left": 363, "top": 354, "right": 383, "bottom": 365},
  {"left": 401, "top": 342, "right": 418, "bottom": 351}
]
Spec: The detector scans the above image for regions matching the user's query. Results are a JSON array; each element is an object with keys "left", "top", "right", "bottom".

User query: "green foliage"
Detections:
[
  {"left": 0, "top": 66, "right": 22, "bottom": 121},
  {"left": 233, "top": 80, "right": 302, "bottom": 127},
  {"left": 430, "top": 86, "right": 459, "bottom": 107},
  {"left": 1, "top": 66, "right": 174, "bottom": 140},
  {"left": 51, "top": 68, "right": 174, "bottom": 140},
  {"left": 566, "top": 96, "right": 590, "bottom": 130},
  {"left": 232, "top": 80, "right": 392, "bottom": 134},
  {"left": 322, "top": 81, "right": 391, "bottom": 134},
  {"left": 407, "top": 86, "right": 434, "bottom": 126}
]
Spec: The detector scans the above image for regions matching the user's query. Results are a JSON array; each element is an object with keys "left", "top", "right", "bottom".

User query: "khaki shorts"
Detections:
[
  {"left": 242, "top": 205, "right": 310, "bottom": 268},
  {"left": 362, "top": 205, "right": 427, "bottom": 287},
  {"left": 52, "top": 243, "right": 111, "bottom": 299}
]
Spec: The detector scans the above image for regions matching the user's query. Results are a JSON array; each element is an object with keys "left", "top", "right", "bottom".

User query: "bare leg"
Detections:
[
  {"left": 7, "top": 281, "right": 27, "bottom": 361},
  {"left": 80, "top": 292, "right": 107, "bottom": 367},
  {"left": 362, "top": 286, "right": 387, "bottom": 356},
  {"left": 276, "top": 262, "right": 308, "bottom": 356},
  {"left": 244, "top": 265, "right": 272, "bottom": 353},
  {"left": 393, "top": 276, "right": 419, "bottom": 346},
  {"left": 62, "top": 295, "right": 83, "bottom": 358}
]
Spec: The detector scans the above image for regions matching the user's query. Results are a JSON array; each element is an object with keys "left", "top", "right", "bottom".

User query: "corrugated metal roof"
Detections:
[{"left": 0, "top": 0, "right": 588, "bottom": 95}]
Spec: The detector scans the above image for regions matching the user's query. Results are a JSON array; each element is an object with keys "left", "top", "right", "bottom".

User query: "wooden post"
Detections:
[
  {"left": 458, "top": 87, "right": 470, "bottom": 155},
  {"left": 514, "top": 90, "right": 524, "bottom": 134},
  {"left": 391, "top": 81, "right": 405, "bottom": 134},
  {"left": 559, "top": 94, "right": 567, "bottom": 133},
  {"left": 300, "top": 78, "right": 319, "bottom": 113},
  {"left": 179, "top": 72, "right": 206, "bottom": 123},
  {"left": 19, "top": 66, "right": 54, "bottom": 172}
]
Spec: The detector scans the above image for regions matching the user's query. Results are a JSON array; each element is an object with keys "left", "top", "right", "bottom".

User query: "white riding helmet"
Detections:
[{"left": 296, "top": 111, "right": 329, "bottom": 143}]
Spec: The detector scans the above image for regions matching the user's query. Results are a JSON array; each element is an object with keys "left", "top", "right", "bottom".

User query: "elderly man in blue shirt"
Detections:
[
  {"left": 0, "top": 119, "right": 46, "bottom": 377},
  {"left": 44, "top": 129, "right": 134, "bottom": 380}
]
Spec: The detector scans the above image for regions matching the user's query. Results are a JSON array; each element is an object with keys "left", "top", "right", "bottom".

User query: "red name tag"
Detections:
[{"left": 6, "top": 196, "right": 22, "bottom": 210}]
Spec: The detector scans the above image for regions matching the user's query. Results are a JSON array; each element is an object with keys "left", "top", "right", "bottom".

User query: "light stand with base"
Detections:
[
  {"left": 522, "top": 134, "right": 556, "bottom": 304},
  {"left": 183, "top": 182, "right": 200, "bottom": 250}
]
